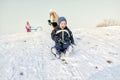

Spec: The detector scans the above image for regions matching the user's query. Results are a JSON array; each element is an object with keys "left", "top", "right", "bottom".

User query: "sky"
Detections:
[{"left": 0, "top": 0, "right": 120, "bottom": 35}]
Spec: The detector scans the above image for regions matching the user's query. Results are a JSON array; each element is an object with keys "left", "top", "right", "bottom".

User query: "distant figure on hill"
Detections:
[
  {"left": 25, "top": 21, "right": 42, "bottom": 32},
  {"left": 25, "top": 21, "right": 31, "bottom": 32}
]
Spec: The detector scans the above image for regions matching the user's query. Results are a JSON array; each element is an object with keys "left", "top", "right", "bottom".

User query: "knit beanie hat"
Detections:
[{"left": 57, "top": 17, "right": 67, "bottom": 25}]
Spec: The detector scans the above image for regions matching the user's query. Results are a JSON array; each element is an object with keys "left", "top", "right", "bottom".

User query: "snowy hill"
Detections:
[{"left": 0, "top": 26, "right": 120, "bottom": 80}]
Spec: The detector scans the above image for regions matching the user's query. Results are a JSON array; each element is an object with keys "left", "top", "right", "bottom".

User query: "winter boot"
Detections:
[
  {"left": 65, "top": 45, "right": 73, "bottom": 57},
  {"left": 51, "top": 47, "right": 60, "bottom": 58}
]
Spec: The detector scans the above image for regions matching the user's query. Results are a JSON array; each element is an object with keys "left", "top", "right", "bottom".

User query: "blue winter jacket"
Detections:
[{"left": 51, "top": 26, "right": 74, "bottom": 52}]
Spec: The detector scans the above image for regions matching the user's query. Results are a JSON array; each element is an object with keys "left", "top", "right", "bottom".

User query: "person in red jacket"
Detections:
[{"left": 25, "top": 21, "right": 31, "bottom": 32}]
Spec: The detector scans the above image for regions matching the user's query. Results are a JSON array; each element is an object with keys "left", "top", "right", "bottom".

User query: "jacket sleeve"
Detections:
[
  {"left": 51, "top": 29, "right": 61, "bottom": 43},
  {"left": 68, "top": 29, "right": 75, "bottom": 44}
]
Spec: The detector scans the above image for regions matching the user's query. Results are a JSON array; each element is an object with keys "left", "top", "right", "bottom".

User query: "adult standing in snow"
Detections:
[{"left": 51, "top": 17, "right": 75, "bottom": 58}]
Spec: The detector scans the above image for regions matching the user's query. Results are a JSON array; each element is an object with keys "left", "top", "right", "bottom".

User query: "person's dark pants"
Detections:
[{"left": 55, "top": 42, "right": 71, "bottom": 54}]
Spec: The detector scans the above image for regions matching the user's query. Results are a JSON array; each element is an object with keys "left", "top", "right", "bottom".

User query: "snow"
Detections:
[{"left": 0, "top": 26, "right": 120, "bottom": 80}]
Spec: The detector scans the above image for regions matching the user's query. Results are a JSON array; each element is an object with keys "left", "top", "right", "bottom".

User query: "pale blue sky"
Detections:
[{"left": 0, "top": 0, "right": 120, "bottom": 35}]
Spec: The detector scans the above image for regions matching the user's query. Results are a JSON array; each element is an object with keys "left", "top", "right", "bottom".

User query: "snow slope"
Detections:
[{"left": 0, "top": 26, "right": 120, "bottom": 80}]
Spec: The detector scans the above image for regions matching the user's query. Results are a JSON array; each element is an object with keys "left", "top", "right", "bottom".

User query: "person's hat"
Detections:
[{"left": 58, "top": 17, "right": 67, "bottom": 25}]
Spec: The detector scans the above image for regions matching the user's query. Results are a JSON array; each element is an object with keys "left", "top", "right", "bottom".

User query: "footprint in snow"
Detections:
[
  {"left": 106, "top": 60, "right": 112, "bottom": 64},
  {"left": 20, "top": 72, "right": 24, "bottom": 76}
]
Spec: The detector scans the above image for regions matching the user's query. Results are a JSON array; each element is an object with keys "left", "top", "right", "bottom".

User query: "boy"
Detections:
[{"left": 51, "top": 17, "right": 75, "bottom": 58}]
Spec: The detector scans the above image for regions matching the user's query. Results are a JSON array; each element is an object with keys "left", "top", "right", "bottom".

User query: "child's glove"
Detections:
[
  {"left": 58, "top": 39, "right": 65, "bottom": 44},
  {"left": 48, "top": 20, "right": 51, "bottom": 25},
  {"left": 55, "top": 36, "right": 62, "bottom": 43},
  {"left": 58, "top": 39, "right": 62, "bottom": 43}
]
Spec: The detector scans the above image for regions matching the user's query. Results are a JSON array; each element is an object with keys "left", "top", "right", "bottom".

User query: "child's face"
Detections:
[{"left": 60, "top": 21, "right": 67, "bottom": 29}]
